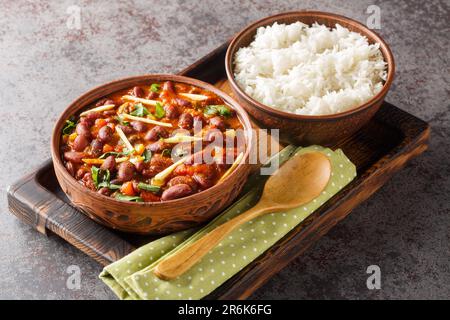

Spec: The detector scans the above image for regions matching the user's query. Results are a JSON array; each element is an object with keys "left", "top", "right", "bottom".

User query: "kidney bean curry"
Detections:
[{"left": 60, "top": 81, "right": 245, "bottom": 202}]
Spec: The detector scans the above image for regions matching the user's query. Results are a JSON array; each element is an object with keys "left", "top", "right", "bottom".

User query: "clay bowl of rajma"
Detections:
[
  {"left": 51, "top": 74, "right": 253, "bottom": 235},
  {"left": 225, "top": 11, "right": 395, "bottom": 146}
]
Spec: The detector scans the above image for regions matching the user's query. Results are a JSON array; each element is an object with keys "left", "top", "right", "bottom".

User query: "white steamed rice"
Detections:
[{"left": 233, "top": 22, "right": 387, "bottom": 115}]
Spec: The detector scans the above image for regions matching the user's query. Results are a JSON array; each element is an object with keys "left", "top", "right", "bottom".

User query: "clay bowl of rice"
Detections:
[{"left": 225, "top": 11, "right": 395, "bottom": 146}]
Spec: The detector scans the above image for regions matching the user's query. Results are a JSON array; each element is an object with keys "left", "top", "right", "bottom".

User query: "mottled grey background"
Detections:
[{"left": 0, "top": 0, "right": 448, "bottom": 300}]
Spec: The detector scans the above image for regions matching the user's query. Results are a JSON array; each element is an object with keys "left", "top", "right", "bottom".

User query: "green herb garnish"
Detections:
[
  {"left": 97, "top": 182, "right": 109, "bottom": 188},
  {"left": 97, "top": 172, "right": 111, "bottom": 189},
  {"left": 91, "top": 166, "right": 100, "bottom": 188},
  {"left": 204, "top": 105, "right": 232, "bottom": 118},
  {"left": 137, "top": 182, "right": 161, "bottom": 193},
  {"left": 99, "top": 150, "right": 132, "bottom": 159},
  {"left": 62, "top": 119, "right": 76, "bottom": 135},
  {"left": 115, "top": 115, "right": 130, "bottom": 126},
  {"left": 107, "top": 184, "right": 122, "bottom": 190},
  {"left": 150, "top": 83, "right": 160, "bottom": 93},
  {"left": 96, "top": 168, "right": 110, "bottom": 189},
  {"left": 143, "top": 149, "right": 152, "bottom": 163},
  {"left": 154, "top": 102, "right": 165, "bottom": 119},
  {"left": 91, "top": 167, "right": 116, "bottom": 190},
  {"left": 130, "top": 103, "right": 150, "bottom": 117},
  {"left": 115, "top": 194, "right": 143, "bottom": 202}
]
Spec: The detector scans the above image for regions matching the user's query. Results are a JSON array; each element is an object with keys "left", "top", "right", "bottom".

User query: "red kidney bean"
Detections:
[
  {"left": 147, "top": 140, "right": 170, "bottom": 153},
  {"left": 147, "top": 91, "right": 158, "bottom": 100},
  {"left": 161, "top": 184, "right": 193, "bottom": 201},
  {"left": 164, "top": 104, "right": 179, "bottom": 119},
  {"left": 103, "top": 110, "right": 117, "bottom": 116},
  {"left": 73, "top": 134, "right": 89, "bottom": 151},
  {"left": 131, "top": 180, "right": 141, "bottom": 194},
  {"left": 132, "top": 86, "right": 144, "bottom": 97},
  {"left": 178, "top": 113, "right": 193, "bottom": 129},
  {"left": 141, "top": 168, "right": 156, "bottom": 178},
  {"left": 98, "top": 125, "right": 113, "bottom": 143},
  {"left": 162, "top": 81, "right": 175, "bottom": 93},
  {"left": 209, "top": 116, "right": 225, "bottom": 131},
  {"left": 144, "top": 128, "right": 158, "bottom": 141},
  {"left": 86, "top": 112, "right": 101, "bottom": 121},
  {"left": 192, "top": 173, "right": 215, "bottom": 189},
  {"left": 96, "top": 98, "right": 115, "bottom": 107},
  {"left": 80, "top": 112, "right": 101, "bottom": 127},
  {"left": 82, "top": 172, "right": 96, "bottom": 190},
  {"left": 65, "top": 161, "right": 75, "bottom": 177},
  {"left": 98, "top": 187, "right": 111, "bottom": 196},
  {"left": 80, "top": 117, "right": 91, "bottom": 127},
  {"left": 135, "top": 161, "right": 145, "bottom": 173},
  {"left": 110, "top": 178, "right": 122, "bottom": 185},
  {"left": 144, "top": 125, "right": 169, "bottom": 141},
  {"left": 80, "top": 112, "right": 101, "bottom": 126},
  {"left": 130, "top": 121, "right": 147, "bottom": 133},
  {"left": 204, "top": 129, "right": 223, "bottom": 143},
  {"left": 91, "top": 139, "right": 104, "bottom": 157},
  {"left": 104, "top": 99, "right": 115, "bottom": 106},
  {"left": 64, "top": 151, "right": 86, "bottom": 163},
  {"left": 193, "top": 115, "right": 205, "bottom": 127},
  {"left": 167, "top": 176, "right": 198, "bottom": 191},
  {"left": 117, "top": 124, "right": 134, "bottom": 135},
  {"left": 76, "top": 123, "right": 91, "bottom": 138},
  {"left": 100, "top": 155, "right": 116, "bottom": 172},
  {"left": 192, "top": 164, "right": 216, "bottom": 189},
  {"left": 95, "top": 98, "right": 107, "bottom": 107},
  {"left": 174, "top": 98, "right": 192, "bottom": 108},
  {"left": 117, "top": 161, "right": 135, "bottom": 182}
]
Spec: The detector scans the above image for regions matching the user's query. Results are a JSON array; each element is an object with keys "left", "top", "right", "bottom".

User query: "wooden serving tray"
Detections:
[{"left": 7, "top": 42, "right": 430, "bottom": 299}]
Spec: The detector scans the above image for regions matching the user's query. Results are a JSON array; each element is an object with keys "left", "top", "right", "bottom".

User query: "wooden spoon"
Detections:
[{"left": 154, "top": 151, "right": 332, "bottom": 280}]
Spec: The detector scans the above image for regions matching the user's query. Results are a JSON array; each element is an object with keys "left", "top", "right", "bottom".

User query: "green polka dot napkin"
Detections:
[{"left": 99, "top": 145, "right": 356, "bottom": 300}]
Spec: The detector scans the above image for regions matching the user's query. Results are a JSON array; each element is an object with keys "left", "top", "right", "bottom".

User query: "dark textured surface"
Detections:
[{"left": 0, "top": 0, "right": 448, "bottom": 300}]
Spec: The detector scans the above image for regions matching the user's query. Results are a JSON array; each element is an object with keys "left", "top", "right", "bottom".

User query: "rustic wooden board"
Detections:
[{"left": 7, "top": 42, "right": 430, "bottom": 299}]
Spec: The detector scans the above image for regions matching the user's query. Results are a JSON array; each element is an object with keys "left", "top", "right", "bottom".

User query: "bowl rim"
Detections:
[
  {"left": 51, "top": 73, "right": 253, "bottom": 207},
  {"left": 225, "top": 10, "right": 395, "bottom": 121}
]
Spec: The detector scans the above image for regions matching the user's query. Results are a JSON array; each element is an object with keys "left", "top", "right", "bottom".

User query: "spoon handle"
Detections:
[{"left": 154, "top": 203, "right": 271, "bottom": 280}]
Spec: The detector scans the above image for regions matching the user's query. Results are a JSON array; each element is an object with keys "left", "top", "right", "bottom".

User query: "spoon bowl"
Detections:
[{"left": 261, "top": 151, "right": 333, "bottom": 209}]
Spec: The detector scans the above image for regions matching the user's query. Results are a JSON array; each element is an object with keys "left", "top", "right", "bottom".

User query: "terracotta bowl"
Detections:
[
  {"left": 51, "top": 74, "right": 253, "bottom": 235},
  {"left": 225, "top": 11, "right": 395, "bottom": 146}
]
